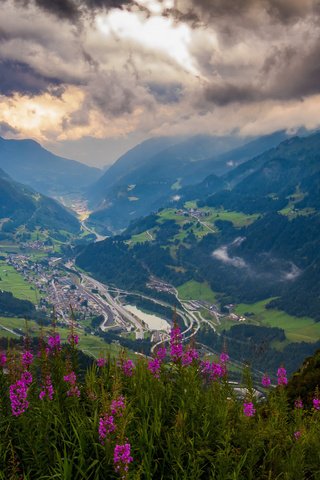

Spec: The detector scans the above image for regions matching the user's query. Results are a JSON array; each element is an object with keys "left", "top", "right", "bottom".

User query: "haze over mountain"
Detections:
[
  {"left": 78, "top": 130, "right": 320, "bottom": 322},
  {"left": 0, "top": 137, "right": 101, "bottom": 196},
  {"left": 86, "top": 131, "right": 291, "bottom": 233}
]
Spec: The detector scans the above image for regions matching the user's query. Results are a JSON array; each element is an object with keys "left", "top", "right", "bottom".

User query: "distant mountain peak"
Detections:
[{"left": 0, "top": 136, "right": 102, "bottom": 196}]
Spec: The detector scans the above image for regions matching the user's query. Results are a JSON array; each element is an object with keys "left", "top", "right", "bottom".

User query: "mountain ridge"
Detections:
[{"left": 0, "top": 136, "right": 101, "bottom": 196}]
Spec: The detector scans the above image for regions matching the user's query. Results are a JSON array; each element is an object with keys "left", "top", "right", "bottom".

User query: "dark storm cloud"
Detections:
[
  {"left": 147, "top": 82, "right": 184, "bottom": 104},
  {"left": 265, "top": 0, "right": 318, "bottom": 23},
  {"left": 88, "top": 71, "right": 154, "bottom": 117},
  {"left": 203, "top": 83, "right": 258, "bottom": 106},
  {"left": 172, "top": 0, "right": 317, "bottom": 25},
  {"left": 9, "top": 0, "right": 79, "bottom": 20},
  {"left": 196, "top": 30, "right": 320, "bottom": 109},
  {"left": 262, "top": 43, "right": 320, "bottom": 100},
  {"left": 0, "top": 60, "right": 63, "bottom": 95},
  {"left": 4, "top": 0, "right": 135, "bottom": 21}
]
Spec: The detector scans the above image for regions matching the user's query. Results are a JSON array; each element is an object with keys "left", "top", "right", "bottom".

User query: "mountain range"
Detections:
[
  {"left": 77, "top": 131, "right": 320, "bottom": 322},
  {"left": 0, "top": 137, "right": 101, "bottom": 196},
  {"left": 86, "top": 131, "right": 293, "bottom": 233}
]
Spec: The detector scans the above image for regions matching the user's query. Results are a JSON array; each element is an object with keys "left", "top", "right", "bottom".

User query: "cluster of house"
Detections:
[{"left": 175, "top": 208, "right": 210, "bottom": 219}]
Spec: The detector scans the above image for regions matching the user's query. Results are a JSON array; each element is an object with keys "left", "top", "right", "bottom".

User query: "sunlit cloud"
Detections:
[
  {"left": 0, "top": 0, "right": 320, "bottom": 164},
  {"left": 96, "top": 9, "right": 199, "bottom": 75}
]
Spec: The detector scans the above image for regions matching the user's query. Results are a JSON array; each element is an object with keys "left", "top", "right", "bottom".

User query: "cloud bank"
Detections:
[{"left": 0, "top": 0, "right": 320, "bottom": 163}]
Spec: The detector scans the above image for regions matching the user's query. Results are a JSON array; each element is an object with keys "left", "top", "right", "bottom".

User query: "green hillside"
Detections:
[{"left": 0, "top": 168, "right": 80, "bottom": 242}]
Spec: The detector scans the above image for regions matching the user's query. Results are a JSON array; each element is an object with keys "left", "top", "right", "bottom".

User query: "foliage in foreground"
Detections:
[{"left": 0, "top": 327, "right": 320, "bottom": 480}]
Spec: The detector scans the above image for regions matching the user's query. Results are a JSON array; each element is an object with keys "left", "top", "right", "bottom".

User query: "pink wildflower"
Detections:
[
  {"left": 210, "top": 362, "right": 224, "bottom": 380},
  {"left": 156, "top": 346, "right": 166, "bottom": 361},
  {"left": 9, "top": 372, "right": 32, "bottom": 416},
  {"left": 277, "top": 376, "right": 288, "bottom": 386},
  {"left": 313, "top": 398, "right": 320, "bottom": 410},
  {"left": 99, "top": 415, "right": 116, "bottom": 444},
  {"left": 67, "top": 385, "right": 80, "bottom": 397},
  {"left": 148, "top": 357, "right": 161, "bottom": 377},
  {"left": 122, "top": 359, "right": 135, "bottom": 377},
  {"left": 22, "top": 350, "right": 33, "bottom": 368},
  {"left": 67, "top": 333, "right": 79, "bottom": 346},
  {"left": 0, "top": 353, "right": 7, "bottom": 367},
  {"left": 294, "top": 431, "right": 301, "bottom": 440},
  {"left": 170, "top": 325, "right": 183, "bottom": 362},
  {"left": 182, "top": 348, "right": 199, "bottom": 366},
  {"left": 111, "top": 396, "right": 125, "bottom": 416},
  {"left": 220, "top": 352, "right": 229, "bottom": 364},
  {"left": 48, "top": 334, "right": 61, "bottom": 353},
  {"left": 39, "top": 375, "right": 54, "bottom": 401},
  {"left": 262, "top": 374, "right": 271, "bottom": 388},
  {"left": 277, "top": 366, "right": 287, "bottom": 386},
  {"left": 97, "top": 358, "right": 107, "bottom": 368},
  {"left": 294, "top": 399, "right": 303, "bottom": 409},
  {"left": 63, "top": 371, "right": 80, "bottom": 397},
  {"left": 243, "top": 402, "right": 256, "bottom": 417},
  {"left": 63, "top": 371, "right": 76, "bottom": 384},
  {"left": 200, "top": 360, "right": 211, "bottom": 375},
  {"left": 277, "top": 367, "right": 287, "bottom": 377},
  {"left": 21, "top": 371, "right": 33, "bottom": 386},
  {"left": 114, "top": 443, "right": 133, "bottom": 476}
]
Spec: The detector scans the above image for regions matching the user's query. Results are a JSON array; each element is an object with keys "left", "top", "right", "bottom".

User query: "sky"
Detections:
[{"left": 0, "top": 0, "right": 320, "bottom": 166}]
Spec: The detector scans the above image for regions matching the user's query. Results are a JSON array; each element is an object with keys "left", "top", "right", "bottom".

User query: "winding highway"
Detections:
[{"left": 64, "top": 261, "right": 219, "bottom": 351}]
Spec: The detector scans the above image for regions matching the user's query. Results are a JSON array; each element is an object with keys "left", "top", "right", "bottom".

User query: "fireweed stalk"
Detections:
[
  {"left": 67, "top": 333, "right": 79, "bottom": 346},
  {"left": 148, "top": 346, "right": 168, "bottom": 377},
  {"left": 97, "top": 358, "right": 107, "bottom": 368},
  {"left": 63, "top": 371, "right": 80, "bottom": 397},
  {"left": 39, "top": 375, "right": 54, "bottom": 401},
  {"left": 99, "top": 396, "right": 126, "bottom": 445},
  {"left": 0, "top": 353, "right": 7, "bottom": 367},
  {"left": 47, "top": 333, "right": 62, "bottom": 354},
  {"left": 182, "top": 348, "right": 199, "bottom": 366},
  {"left": 111, "top": 396, "right": 125, "bottom": 416},
  {"left": 277, "top": 367, "right": 288, "bottom": 386},
  {"left": 156, "top": 346, "right": 166, "bottom": 361},
  {"left": 243, "top": 402, "right": 256, "bottom": 417},
  {"left": 170, "top": 324, "right": 183, "bottom": 362},
  {"left": 121, "top": 359, "right": 135, "bottom": 377},
  {"left": 21, "top": 350, "right": 33, "bottom": 369},
  {"left": 148, "top": 357, "right": 161, "bottom": 377},
  {"left": 114, "top": 443, "right": 133, "bottom": 478},
  {"left": 99, "top": 414, "right": 116, "bottom": 444},
  {"left": 9, "top": 371, "right": 33, "bottom": 416},
  {"left": 262, "top": 374, "right": 271, "bottom": 388}
]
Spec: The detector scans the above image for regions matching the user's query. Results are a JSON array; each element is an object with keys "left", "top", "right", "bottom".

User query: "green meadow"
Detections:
[
  {"left": 0, "top": 261, "right": 39, "bottom": 303},
  {"left": 177, "top": 280, "right": 217, "bottom": 304},
  {"left": 234, "top": 299, "right": 320, "bottom": 343},
  {"left": 206, "top": 208, "right": 259, "bottom": 228}
]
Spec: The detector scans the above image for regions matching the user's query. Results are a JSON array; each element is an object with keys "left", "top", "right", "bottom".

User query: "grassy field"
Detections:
[
  {"left": 177, "top": 280, "right": 217, "bottom": 304},
  {"left": 0, "top": 261, "right": 39, "bottom": 303},
  {"left": 171, "top": 178, "right": 182, "bottom": 190},
  {"left": 234, "top": 299, "right": 320, "bottom": 343},
  {"left": 206, "top": 208, "right": 259, "bottom": 228},
  {"left": 279, "top": 206, "right": 316, "bottom": 220},
  {"left": 129, "top": 229, "right": 157, "bottom": 245},
  {"left": 157, "top": 209, "right": 187, "bottom": 225},
  {"left": 0, "top": 244, "right": 20, "bottom": 253},
  {"left": 129, "top": 205, "right": 258, "bottom": 248},
  {"left": 0, "top": 316, "right": 121, "bottom": 358}
]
